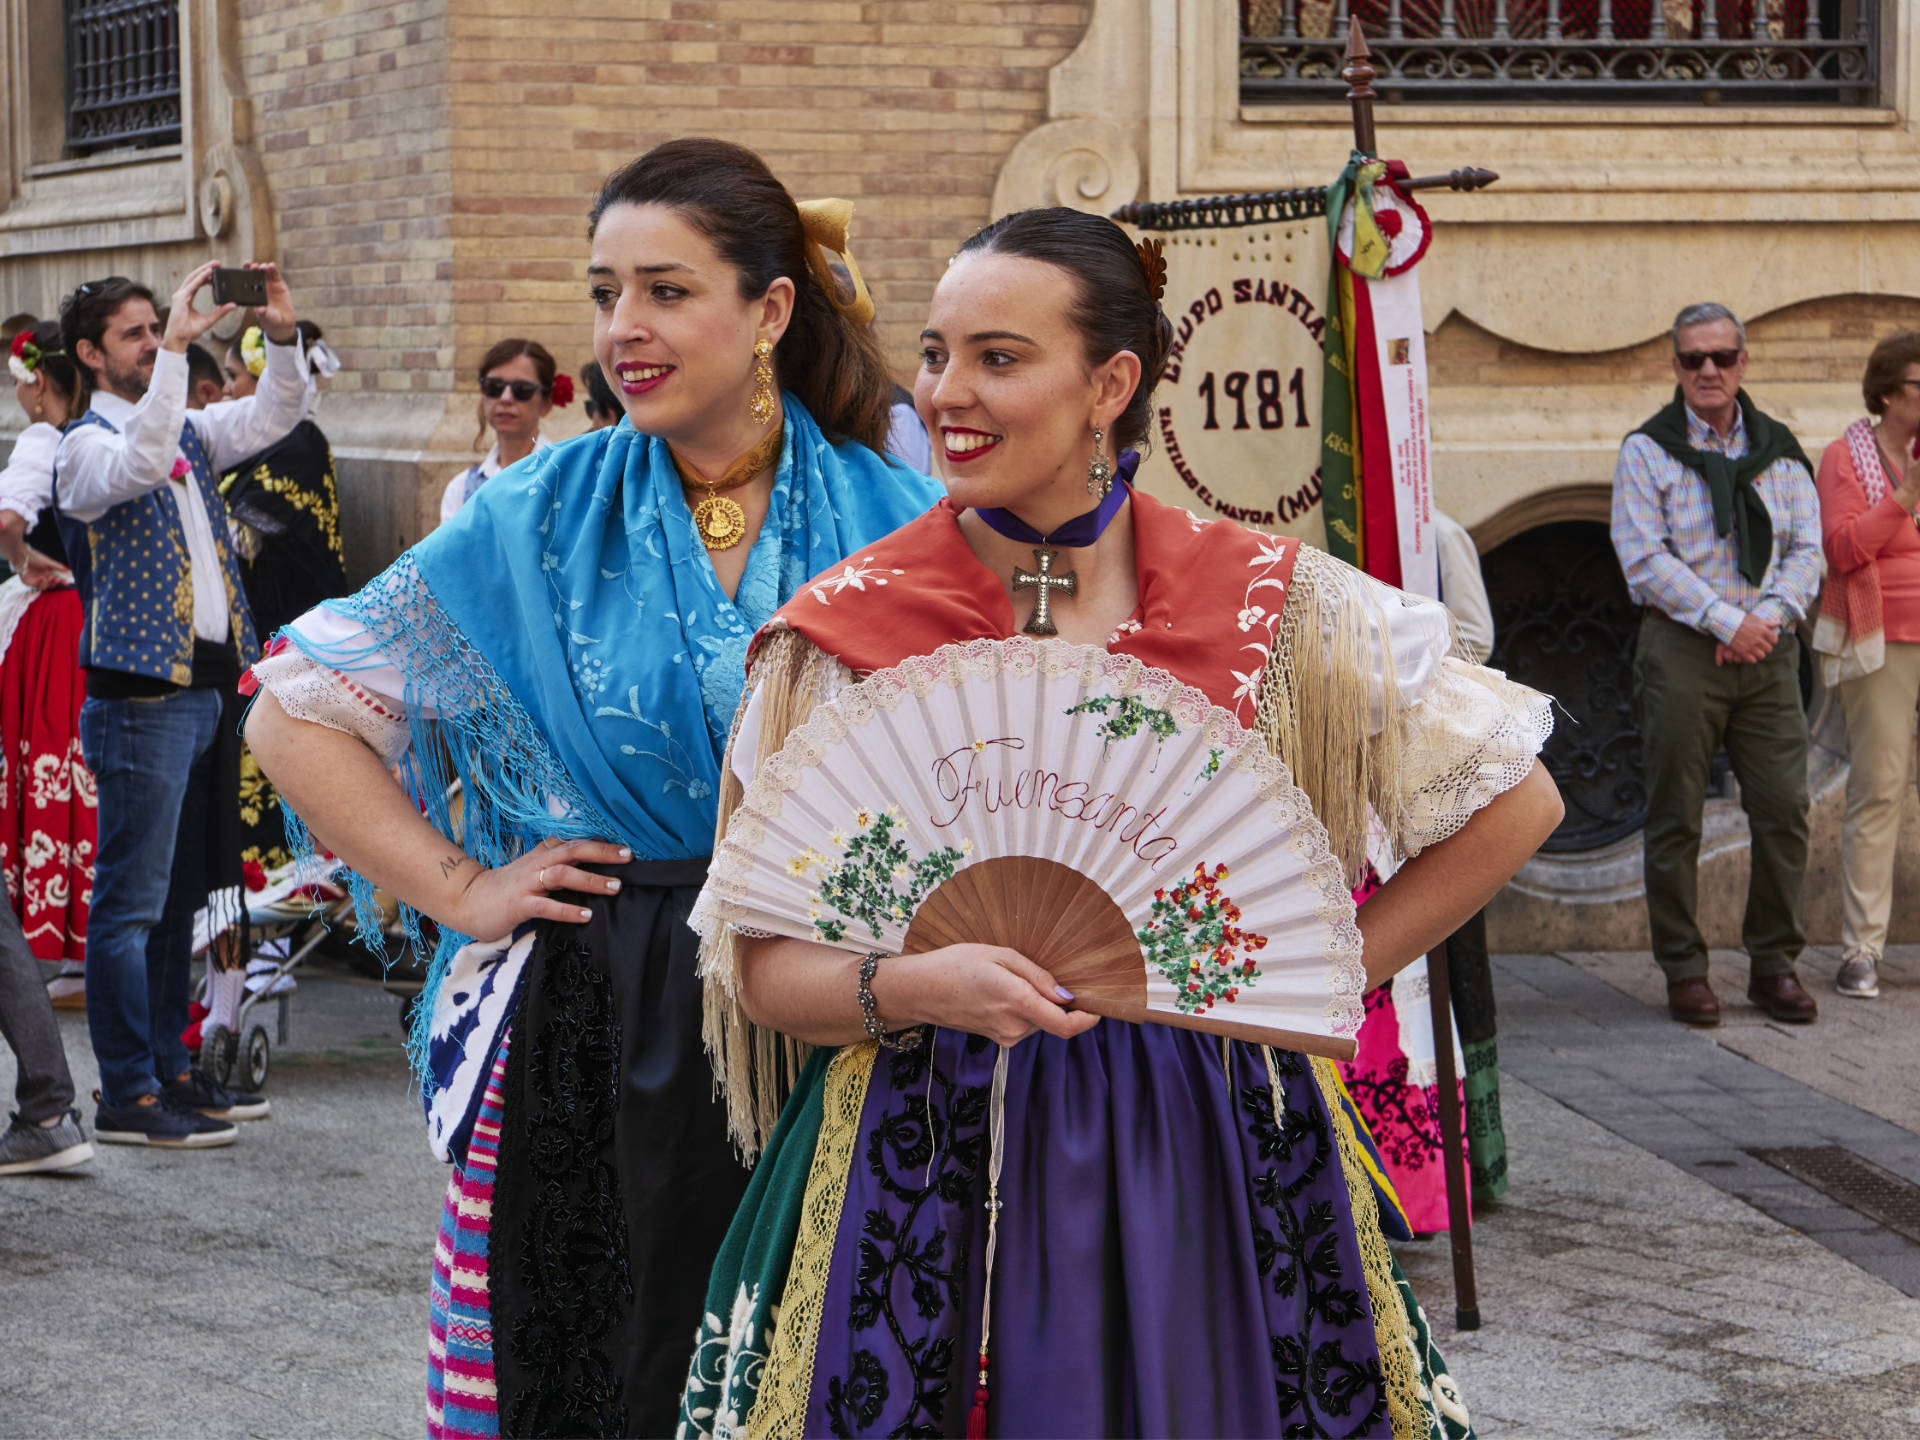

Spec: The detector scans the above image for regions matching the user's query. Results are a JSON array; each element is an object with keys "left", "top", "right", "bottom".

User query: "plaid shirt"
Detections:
[{"left": 1610, "top": 403, "right": 1823, "bottom": 644}]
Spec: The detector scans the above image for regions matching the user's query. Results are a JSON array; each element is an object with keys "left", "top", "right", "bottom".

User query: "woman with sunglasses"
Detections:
[
  {"left": 243, "top": 138, "right": 939, "bottom": 1438},
  {"left": 438, "top": 339, "right": 566, "bottom": 524}
]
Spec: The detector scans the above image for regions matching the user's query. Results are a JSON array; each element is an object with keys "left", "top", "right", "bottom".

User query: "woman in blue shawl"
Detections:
[{"left": 245, "top": 139, "right": 941, "bottom": 1439}]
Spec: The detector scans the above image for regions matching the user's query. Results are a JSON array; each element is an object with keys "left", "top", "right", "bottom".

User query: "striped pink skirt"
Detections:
[{"left": 426, "top": 1031, "right": 511, "bottom": 1439}]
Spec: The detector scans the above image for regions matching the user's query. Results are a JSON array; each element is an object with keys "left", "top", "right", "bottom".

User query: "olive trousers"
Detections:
[{"left": 1633, "top": 613, "right": 1808, "bottom": 984}]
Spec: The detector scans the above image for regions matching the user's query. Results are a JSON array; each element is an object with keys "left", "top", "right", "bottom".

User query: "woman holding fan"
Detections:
[{"left": 681, "top": 208, "right": 1563, "bottom": 1439}]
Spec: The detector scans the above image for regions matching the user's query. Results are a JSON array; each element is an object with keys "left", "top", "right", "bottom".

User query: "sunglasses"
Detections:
[
  {"left": 480, "top": 377, "right": 548, "bottom": 401},
  {"left": 1677, "top": 348, "right": 1743, "bottom": 371}
]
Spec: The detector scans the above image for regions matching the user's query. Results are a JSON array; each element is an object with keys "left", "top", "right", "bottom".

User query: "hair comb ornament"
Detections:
[
  {"left": 1135, "top": 237, "right": 1168, "bottom": 303},
  {"left": 796, "top": 198, "right": 876, "bottom": 327}
]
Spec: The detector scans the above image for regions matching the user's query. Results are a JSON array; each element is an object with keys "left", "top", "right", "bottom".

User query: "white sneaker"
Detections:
[{"left": 1835, "top": 951, "right": 1880, "bottom": 999}]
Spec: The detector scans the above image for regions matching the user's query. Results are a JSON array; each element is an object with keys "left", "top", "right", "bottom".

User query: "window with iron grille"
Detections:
[
  {"left": 64, "top": 0, "right": 182, "bottom": 155},
  {"left": 1241, "top": 0, "right": 1879, "bottom": 104}
]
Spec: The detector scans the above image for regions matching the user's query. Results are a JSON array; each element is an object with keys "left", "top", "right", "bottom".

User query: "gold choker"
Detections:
[{"left": 671, "top": 423, "right": 784, "bottom": 551}]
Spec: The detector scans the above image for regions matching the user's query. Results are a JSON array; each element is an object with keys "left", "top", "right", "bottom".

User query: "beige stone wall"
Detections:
[
  {"left": 443, "top": 0, "right": 1093, "bottom": 411},
  {"left": 236, "top": 0, "right": 455, "bottom": 572}
]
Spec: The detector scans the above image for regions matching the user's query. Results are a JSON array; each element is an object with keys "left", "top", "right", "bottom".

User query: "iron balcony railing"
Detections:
[
  {"left": 1242, "top": 0, "right": 1879, "bottom": 104},
  {"left": 64, "top": 0, "right": 182, "bottom": 155}
]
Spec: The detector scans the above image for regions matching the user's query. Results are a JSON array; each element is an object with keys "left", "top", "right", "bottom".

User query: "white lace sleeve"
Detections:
[
  {"left": 251, "top": 605, "right": 412, "bottom": 768},
  {"left": 1391, "top": 655, "right": 1555, "bottom": 858},
  {"left": 728, "top": 642, "right": 855, "bottom": 791}
]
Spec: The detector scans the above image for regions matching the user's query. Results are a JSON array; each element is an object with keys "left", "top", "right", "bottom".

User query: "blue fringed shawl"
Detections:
[{"left": 277, "top": 398, "right": 940, "bottom": 1075}]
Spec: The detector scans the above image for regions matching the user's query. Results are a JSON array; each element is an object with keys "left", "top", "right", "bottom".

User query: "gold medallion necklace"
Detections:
[{"left": 671, "top": 422, "right": 784, "bottom": 551}]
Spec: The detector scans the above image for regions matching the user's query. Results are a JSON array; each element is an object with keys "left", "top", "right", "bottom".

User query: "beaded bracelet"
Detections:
[{"left": 857, "top": 951, "right": 923, "bottom": 1051}]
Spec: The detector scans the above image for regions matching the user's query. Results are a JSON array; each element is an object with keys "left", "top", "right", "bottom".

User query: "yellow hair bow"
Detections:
[{"left": 796, "top": 197, "right": 875, "bottom": 328}]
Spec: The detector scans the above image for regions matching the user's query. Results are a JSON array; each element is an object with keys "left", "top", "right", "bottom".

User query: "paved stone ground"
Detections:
[
  {"left": 1566, "top": 943, "right": 1920, "bottom": 1134},
  {"left": 0, "top": 958, "right": 442, "bottom": 1439},
  {"left": 6, "top": 947, "right": 1920, "bottom": 1438}
]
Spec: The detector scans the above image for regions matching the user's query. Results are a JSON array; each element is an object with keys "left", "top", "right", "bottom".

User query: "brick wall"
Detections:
[
  {"left": 239, "top": 1, "right": 454, "bottom": 402},
  {"left": 446, "top": 0, "right": 1094, "bottom": 397}
]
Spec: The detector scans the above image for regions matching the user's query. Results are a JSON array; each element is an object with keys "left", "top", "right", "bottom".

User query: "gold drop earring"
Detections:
[
  {"left": 748, "top": 338, "right": 776, "bottom": 426},
  {"left": 1086, "top": 426, "right": 1113, "bottom": 498}
]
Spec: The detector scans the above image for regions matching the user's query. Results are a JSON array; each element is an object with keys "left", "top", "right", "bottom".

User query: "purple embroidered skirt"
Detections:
[{"left": 798, "top": 1023, "right": 1396, "bottom": 1437}]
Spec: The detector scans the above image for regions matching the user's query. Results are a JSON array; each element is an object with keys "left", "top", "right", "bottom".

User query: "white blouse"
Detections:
[{"left": 0, "top": 422, "right": 61, "bottom": 528}]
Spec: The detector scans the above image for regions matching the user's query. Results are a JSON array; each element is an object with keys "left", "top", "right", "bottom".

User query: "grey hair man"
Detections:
[{"left": 1609, "top": 302, "right": 1823, "bottom": 1028}]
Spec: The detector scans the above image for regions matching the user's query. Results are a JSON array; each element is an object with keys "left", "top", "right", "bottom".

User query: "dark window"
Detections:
[
  {"left": 1241, "top": 0, "right": 1879, "bottom": 105},
  {"left": 1482, "top": 520, "right": 1645, "bottom": 852},
  {"left": 64, "top": 0, "right": 181, "bottom": 155}
]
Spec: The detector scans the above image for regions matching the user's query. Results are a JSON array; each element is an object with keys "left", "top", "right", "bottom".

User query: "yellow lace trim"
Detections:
[
  {"left": 1310, "top": 1054, "right": 1423, "bottom": 1439},
  {"left": 747, "top": 1041, "right": 877, "bottom": 1440}
]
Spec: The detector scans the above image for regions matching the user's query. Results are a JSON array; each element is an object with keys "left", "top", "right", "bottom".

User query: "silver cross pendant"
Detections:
[{"left": 1012, "top": 546, "right": 1077, "bottom": 636}]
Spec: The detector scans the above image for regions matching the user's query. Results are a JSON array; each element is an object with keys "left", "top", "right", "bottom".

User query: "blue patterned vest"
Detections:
[{"left": 54, "top": 413, "right": 260, "bottom": 685}]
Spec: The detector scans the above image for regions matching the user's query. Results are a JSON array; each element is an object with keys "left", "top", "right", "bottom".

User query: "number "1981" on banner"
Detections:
[{"left": 1196, "top": 368, "right": 1309, "bottom": 431}]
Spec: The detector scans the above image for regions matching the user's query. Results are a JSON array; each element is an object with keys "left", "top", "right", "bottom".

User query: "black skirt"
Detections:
[{"left": 489, "top": 856, "right": 751, "bottom": 1438}]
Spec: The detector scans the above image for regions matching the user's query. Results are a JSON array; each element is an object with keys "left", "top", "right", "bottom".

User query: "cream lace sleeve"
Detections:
[
  {"left": 1253, "top": 544, "right": 1554, "bottom": 881},
  {"left": 250, "top": 608, "right": 412, "bottom": 768},
  {"left": 1390, "top": 655, "right": 1554, "bottom": 857},
  {"left": 696, "top": 626, "right": 859, "bottom": 1159}
]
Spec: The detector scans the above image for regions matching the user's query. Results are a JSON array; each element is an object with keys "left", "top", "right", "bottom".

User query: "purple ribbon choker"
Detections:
[{"left": 974, "top": 449, "right": 1140, "bottom": 548}]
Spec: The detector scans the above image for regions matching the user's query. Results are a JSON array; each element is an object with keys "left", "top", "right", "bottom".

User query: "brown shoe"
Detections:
[
  {"left": 1667, "top": 976, "right": 1721, "bottom": 1027},
  {"left": 1748, "top": 972, "right": 1818, "bottom": 1024}
]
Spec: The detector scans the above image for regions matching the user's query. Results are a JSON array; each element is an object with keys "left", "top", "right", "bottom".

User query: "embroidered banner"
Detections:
[{"left": 1122, "top": 220, "right": 1334, "bottom": 550}]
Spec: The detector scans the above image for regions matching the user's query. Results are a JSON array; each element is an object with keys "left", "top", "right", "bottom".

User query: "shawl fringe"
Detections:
[
  {"left": 1252, "top": 544, "right": 1408, "bottom": 889},
  {"left": 699, "top": 628, "right": 853, "bottom": 1159}
]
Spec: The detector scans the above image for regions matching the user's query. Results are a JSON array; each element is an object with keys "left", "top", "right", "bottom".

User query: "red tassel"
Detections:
[
  {"left": 964, "top": 1355, "right": 990, "bottom": 1439},
  {"left": 965, "top": 1385, "right": 989, "bottom": 1440}
]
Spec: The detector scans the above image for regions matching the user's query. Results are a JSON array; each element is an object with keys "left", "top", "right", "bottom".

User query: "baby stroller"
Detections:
[{"left": 188, "top": 854, "right": 420, "bottom": 1091}]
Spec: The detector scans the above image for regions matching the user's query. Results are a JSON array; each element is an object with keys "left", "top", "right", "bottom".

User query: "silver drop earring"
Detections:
[{"left": 1086, "top": 427, "right": 1113, "bottom": 498}]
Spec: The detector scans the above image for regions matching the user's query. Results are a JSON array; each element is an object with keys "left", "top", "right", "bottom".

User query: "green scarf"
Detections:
[{"left": 1634, "top": 386, "right": 1811, "bottom": 587}]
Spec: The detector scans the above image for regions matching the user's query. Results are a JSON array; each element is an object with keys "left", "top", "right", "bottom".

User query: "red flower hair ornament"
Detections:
[{"left": 548, "top": 373, "right": 574, "bottom": 407}]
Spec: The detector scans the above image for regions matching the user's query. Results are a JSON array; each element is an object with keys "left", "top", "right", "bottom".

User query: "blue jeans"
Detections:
[{"left": 78, "top": 689, "right": 223, "bottom": 1106}]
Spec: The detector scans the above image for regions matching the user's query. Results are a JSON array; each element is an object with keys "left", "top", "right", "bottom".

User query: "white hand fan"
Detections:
[{"left": 701, "top": 637, "right": 1366, "bottom": 1058}]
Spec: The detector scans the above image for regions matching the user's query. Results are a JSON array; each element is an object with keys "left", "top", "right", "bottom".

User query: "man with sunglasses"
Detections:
[{"left": 1612, "top": 302, "right": 1823, "bottom": 1030}]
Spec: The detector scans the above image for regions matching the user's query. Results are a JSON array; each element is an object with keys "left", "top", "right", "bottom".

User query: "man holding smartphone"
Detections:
[
  {"left": 1611, "top": 302, "right": 1824, "bottom": 1032},
  {"left": 54, "top": 262, "right": 308, "bottom": 1148}
]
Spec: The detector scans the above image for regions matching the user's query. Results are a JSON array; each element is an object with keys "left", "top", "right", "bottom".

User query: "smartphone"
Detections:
[{"left": 210, "top": 266, "right": 268, "bottom": 308}]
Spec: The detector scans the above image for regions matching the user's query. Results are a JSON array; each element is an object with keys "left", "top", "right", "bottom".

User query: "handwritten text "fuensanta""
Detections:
[{"left": 928, "top": 738, "right": 1180, "bottom": 869}]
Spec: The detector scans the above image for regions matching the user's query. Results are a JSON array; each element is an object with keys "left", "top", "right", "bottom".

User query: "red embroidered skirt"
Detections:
[{"left": 0, "top": 588, "right": 95, "bottom": 963}]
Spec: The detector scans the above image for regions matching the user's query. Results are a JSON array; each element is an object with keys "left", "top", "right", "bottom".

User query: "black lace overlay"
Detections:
[
  {"left": 1341, "top": 988, "right": 1444, "bottom": 1175},
  {"left": 823, "top": 1032, "right": 989, "bottom": 1440},
  {"left": 488, "top": 857, "right": 748, "bottom": 1440},
  {"left": 494, "top": 927, "right": 633, "bottom": 1438},
  {"left": 1243, "top": 1049, "right": 1387, "bottom": 1439}
]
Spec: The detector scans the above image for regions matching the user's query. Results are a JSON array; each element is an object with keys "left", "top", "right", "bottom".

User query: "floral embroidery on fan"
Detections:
[
  {"left": 1064, "top": 693, "right": 1177, "bottom": 753},
  {"left": 790, "top": 806, "right": 967, "bottom": 943},
  {"left": 808, "top": 557, "right": 906, "bottom": 606},
  {"left": 1137, "top": 861, "right": 1268, "bottom": 1014}
]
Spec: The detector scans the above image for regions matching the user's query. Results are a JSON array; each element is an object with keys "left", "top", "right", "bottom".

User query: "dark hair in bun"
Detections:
[{"left": 955, "top": 207, "right": 1173, "bottom": 453}]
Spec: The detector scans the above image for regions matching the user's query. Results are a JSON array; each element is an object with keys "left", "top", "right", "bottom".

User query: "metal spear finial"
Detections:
[{"left": 1342, "top": 17, "right": 1378, "bottom": 158}]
